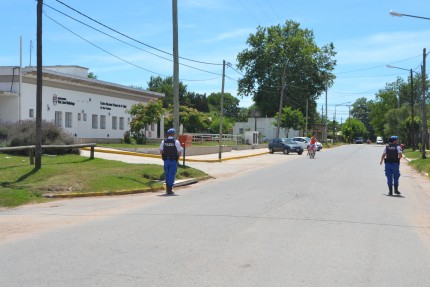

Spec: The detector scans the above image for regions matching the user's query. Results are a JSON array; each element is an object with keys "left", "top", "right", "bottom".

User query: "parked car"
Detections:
[
  {"left": 355, "top": 137, "right": 364, "bottom": 144},
  {"left": 268, "top": 138, "right": 304, "bottom": 155},
  {"left": 376, "top": 136, "right": 384, "bottom": 144},
  {"left": 291, "top": 137, "right": 323, "bottom": 151}
]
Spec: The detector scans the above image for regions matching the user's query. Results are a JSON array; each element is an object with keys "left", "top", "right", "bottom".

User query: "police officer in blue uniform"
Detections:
[
  {"left": 379, "top": 135, "right": 403, "bottom": 196},
  {"left": 159, "top": 128, "right": 183, "bottom": 195}
]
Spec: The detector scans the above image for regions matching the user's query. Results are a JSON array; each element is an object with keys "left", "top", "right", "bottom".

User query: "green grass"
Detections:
[
  {"left": 402, "top": 148, "right": 430, "bottom": 177},
  {"left": 0, "top": 154, "right": 207, "bottom": 208}
]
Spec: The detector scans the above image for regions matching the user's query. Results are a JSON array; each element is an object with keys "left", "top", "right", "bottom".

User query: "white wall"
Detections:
[{"left": 233, "top": 117, "right": 300, "bottom": 140}]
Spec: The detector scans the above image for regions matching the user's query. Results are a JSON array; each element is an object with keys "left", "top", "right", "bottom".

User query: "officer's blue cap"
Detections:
[
  {"left": 389, "top": 135, "right": 398, "bottom": 142},
  {"left": 167, "top": 128, "right": 176, "bottom": 134}
]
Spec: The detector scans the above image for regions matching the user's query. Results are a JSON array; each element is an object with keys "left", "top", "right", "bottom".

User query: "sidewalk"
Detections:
[{"left": 77, "top": 147, "right": 275, "bottom": 195}]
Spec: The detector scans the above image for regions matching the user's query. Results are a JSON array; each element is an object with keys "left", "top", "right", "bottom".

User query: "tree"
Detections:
[
  {"left": 350, "top": 97, "right": 374, "bottom": 139},
  {"left": 164, "top": 105, "right": 211, "bottom": 133},
  {"left": 384, "top": 106, "right": 409, "bottom": 142},
  {"left": 87, "top": 72, "right": 98, "bottom": 79},
  {"left": 183, "top": 92, "right": 209, "bottom": 112},
  {"left": 207, "top": 92, "right": 240, "bottom": 119},
  {"left": 236, "top": 20, "right": 336, "bottom": 124},
  {"left": 273, "top": 106, "right": 305, "bottom": 137},
  {"left": 341, "top": 118, "right": 367, "bottom": 143},
  {"left": 128, "top": 100, "right": 164, "bottom": 144},
  {"left": 147, "top": 76, "right": 188, "bottom": 108},
  {"left": 370, "top": 85, "right": 398, "bottom": 137}
]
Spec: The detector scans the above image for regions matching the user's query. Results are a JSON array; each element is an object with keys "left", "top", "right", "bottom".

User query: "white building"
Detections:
[
  {"left": 233, "top": 117, "right": 300, "bottom": 141},
  {"left": 0, "top": 65, "right": 164, "bottom": 142}
]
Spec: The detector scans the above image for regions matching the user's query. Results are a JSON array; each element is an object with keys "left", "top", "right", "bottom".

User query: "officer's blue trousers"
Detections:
[
  {"left": 384, "top": 162, "right": 400, "bottom": 186},
  {"left": 163, "top": 159, "right": 178, "bottom": 187}
]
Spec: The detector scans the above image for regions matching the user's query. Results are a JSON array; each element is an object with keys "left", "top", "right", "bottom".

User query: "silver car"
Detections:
[{"left": 291, "top": 137, "right": 323, "bottom": 151}]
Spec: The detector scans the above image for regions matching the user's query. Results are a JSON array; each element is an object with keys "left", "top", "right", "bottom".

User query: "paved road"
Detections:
[{"left": 1, "top": 145, "right": 430, "bottom": 286}]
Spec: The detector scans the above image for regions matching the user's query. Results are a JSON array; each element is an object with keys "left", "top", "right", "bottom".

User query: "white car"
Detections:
[
  {"left": 376, "top": 136, "right": 384, "bottom": 144},
  {"left": 291, "top": 137, "right": 323, "bottom": 151}
]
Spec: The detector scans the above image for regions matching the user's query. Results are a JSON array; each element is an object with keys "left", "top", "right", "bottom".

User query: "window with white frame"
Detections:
[
  {"left": 55, "top": 111, "right": 63, "bottom": 127},
  {"left": 29, "top": 109, "right": 34, "bottom": 118},
  {"left": 78, "top": 113, "right": 81, "bottom": 121},
  {"left": 65, "top": 112, "right": 73, "bottom": 128},
  {"left": 119, "top": 117, "right": 125, "bottom": 130},
  {"left": 83, "top": 113, "right": 87, "bottom": 121},
  {"left": 92, "top": 114, "right": 98, "bottom": 129},
  {"left": 112, "top": 116, "right": 118, "bottom": 130},
  {"left": 100, "top": 115, "right": 106, "bottom": 129}
]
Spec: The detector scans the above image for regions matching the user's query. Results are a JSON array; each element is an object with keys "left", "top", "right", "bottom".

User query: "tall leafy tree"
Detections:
[
  {"left": 147, "top": 76, "right": 188, "bottom": 108},
  {"left": 341, "top": 118, "right": 367, "bottom": 143},
  {"left": 370, "top": 83, "right": 400, "bottom": 137},
  {"left": 164, "top": 105, "right": 211, "bottom": 133},
  {"left": 183, "top": 92, "right": 209, "bottom": 112},
  {"left": 207, "top": 92, "right": 240, "bottom": 119},
  {"left": 236, "top": 20, "right": 336, "bottom": 128},
  {"left": 351, "top": 97, "right": 374, "bottom": 139}
]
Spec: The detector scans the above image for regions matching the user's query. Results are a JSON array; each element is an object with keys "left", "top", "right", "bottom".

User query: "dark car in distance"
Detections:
[
  {"left": 268, "top": 138, "right": 304, "bottom": 155},
  {"left": 355, "top": 137, "right": 364, "bottom": 144}
]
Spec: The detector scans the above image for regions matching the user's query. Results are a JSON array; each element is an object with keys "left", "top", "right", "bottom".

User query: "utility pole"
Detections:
[
  {"left": 325, "top": 81, "right": 328, "bottom": 143},
  {"left": 421, "top": 48, "right": 428, "bottom": 159},
  {"left": 276, "top": 68, "right": 286, "bottom": 138},
  {"left": 218, "top": 60, "right": 226, "bottom": 160},
  {"left": 35, "top": 0, "right": 43, "bottom": 170},
  {"left": 410, "top": 69, "right": 415, "bottom": 150},
  {"left": 172, "top": 0, "right": 179, "bottom": 134}
]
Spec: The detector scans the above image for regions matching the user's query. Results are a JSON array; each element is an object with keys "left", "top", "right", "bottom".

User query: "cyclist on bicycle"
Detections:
[{"left": 308, "top": 133, "right": 318, "bottom": 157}]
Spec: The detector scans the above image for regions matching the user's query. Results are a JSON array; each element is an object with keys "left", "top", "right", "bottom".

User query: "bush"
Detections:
[
  {"left": 0, "top": 120, "right": 78, "bottom": 155},
  {"left": 122, "top": 131, "right": 132, "bottom": 144}
]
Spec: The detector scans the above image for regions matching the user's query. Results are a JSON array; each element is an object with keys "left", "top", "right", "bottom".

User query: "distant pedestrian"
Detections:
[
  {"left": 379, "top": 135, "right": 403, "bottom": 196},
  {"left": 159, "top": 128, "right": 183, "bottom": 195}
]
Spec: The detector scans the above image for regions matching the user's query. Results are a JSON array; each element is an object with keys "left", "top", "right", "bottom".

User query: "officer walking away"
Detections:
[
  {"left": 160, "top": 128, "right": 183, "bottom": 195},
  {"left": 379, "top": 135, "right": 403, "bottom": 196}
]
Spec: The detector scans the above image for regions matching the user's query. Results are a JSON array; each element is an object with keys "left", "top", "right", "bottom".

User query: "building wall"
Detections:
[
  {"left": 233, "top": 117, "right": 300, "bottom": 140},
  {"left": 0, "top": 66, "right": 163, "bottom": 141}
]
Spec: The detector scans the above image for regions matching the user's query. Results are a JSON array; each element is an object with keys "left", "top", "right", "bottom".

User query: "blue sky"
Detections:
[{"left": 2, "top": 0, "right": 430, "bottom": 121}]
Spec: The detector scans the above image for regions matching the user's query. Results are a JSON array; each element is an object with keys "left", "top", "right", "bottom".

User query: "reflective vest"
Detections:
[
  {"left": 162, "top": 138, "right": 178, "bottom": 160},
  {"left": 385, "top": 143, "right": 400, "bottom": 163}
]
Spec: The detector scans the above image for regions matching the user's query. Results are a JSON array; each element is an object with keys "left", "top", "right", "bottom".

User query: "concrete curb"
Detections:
[
  {"left": 42, "top": 177, "right": 210, "bottom": 198},
  {"left": 81, "top": 147, "right": 269, "bottom": 162},
  {"left": 45, "top": 148, "right": 267, "bottom": 198}
]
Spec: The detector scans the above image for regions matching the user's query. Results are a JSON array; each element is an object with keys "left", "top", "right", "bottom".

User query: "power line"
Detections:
[
  {"left": 43, "top": 12, "right": 168, "bottom": 77},
  {"left": 44, "top": 12, "right": 221, "bottom": 82},
  {"left": 44, "top": 3, "right": 224, "bottom": 78},
  {"left": 53, "top": 0, "right": 222, "bottom": 66}
]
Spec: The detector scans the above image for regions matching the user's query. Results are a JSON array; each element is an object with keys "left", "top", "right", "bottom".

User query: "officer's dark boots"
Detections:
[
  {"left": 166, "top": 185, "right": 174, "bottom": 195},
  {"left": 394, "top": 185, "right": 401, "bottom": 195},
  {"left": 388, "top": 185, "right": 393, "bottom": 196}
]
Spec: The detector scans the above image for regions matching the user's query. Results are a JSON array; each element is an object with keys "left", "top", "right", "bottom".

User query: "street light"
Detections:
[
  {"left": 390, "top": 10, "right": 430, "bottom": 21},
  {"left": 333, "top": 102, "right": 350, "bottom": 143},
  {"left": 389, "top": 11, "right": 428, "bottom": 159},
  {"left": 386, "top": 64, "right": 417, "bottom": 150}
]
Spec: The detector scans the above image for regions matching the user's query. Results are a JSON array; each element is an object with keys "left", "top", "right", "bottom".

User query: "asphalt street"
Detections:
[{"left": 1, "top": 144, "right": 430, "bottom": 286}]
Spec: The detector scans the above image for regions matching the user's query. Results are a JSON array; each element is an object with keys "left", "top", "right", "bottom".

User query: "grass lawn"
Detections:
[
  {"left": 402, "top": 149, "right": 430, "bottom": 177},
  {"left": 0, "top": 154, "right": 207, "bottom": 208}
]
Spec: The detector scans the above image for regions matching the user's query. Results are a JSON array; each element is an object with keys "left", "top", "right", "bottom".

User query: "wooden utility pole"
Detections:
[
  {"left": 35, "top": 0, "right": 43, "bottom": 169},
  {"left": 218, "top": 60, "right": 225, "bottom": 160},
  {"left": 276, "top": 68, "right": 286, "bottom": 138},
  {"left": 410, "top": 69, "right": 415, "bottom": 150},
  {"left": 421, "top": 48, "right": 428, "bottom": 159},
  {"left": 172, "top": 0, "right": 179, "bottom": 134}
]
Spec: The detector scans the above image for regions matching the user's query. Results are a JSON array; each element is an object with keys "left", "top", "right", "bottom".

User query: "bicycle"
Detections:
[{"left": 308, "top": 145, "right": 316, "bottom": 159}]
